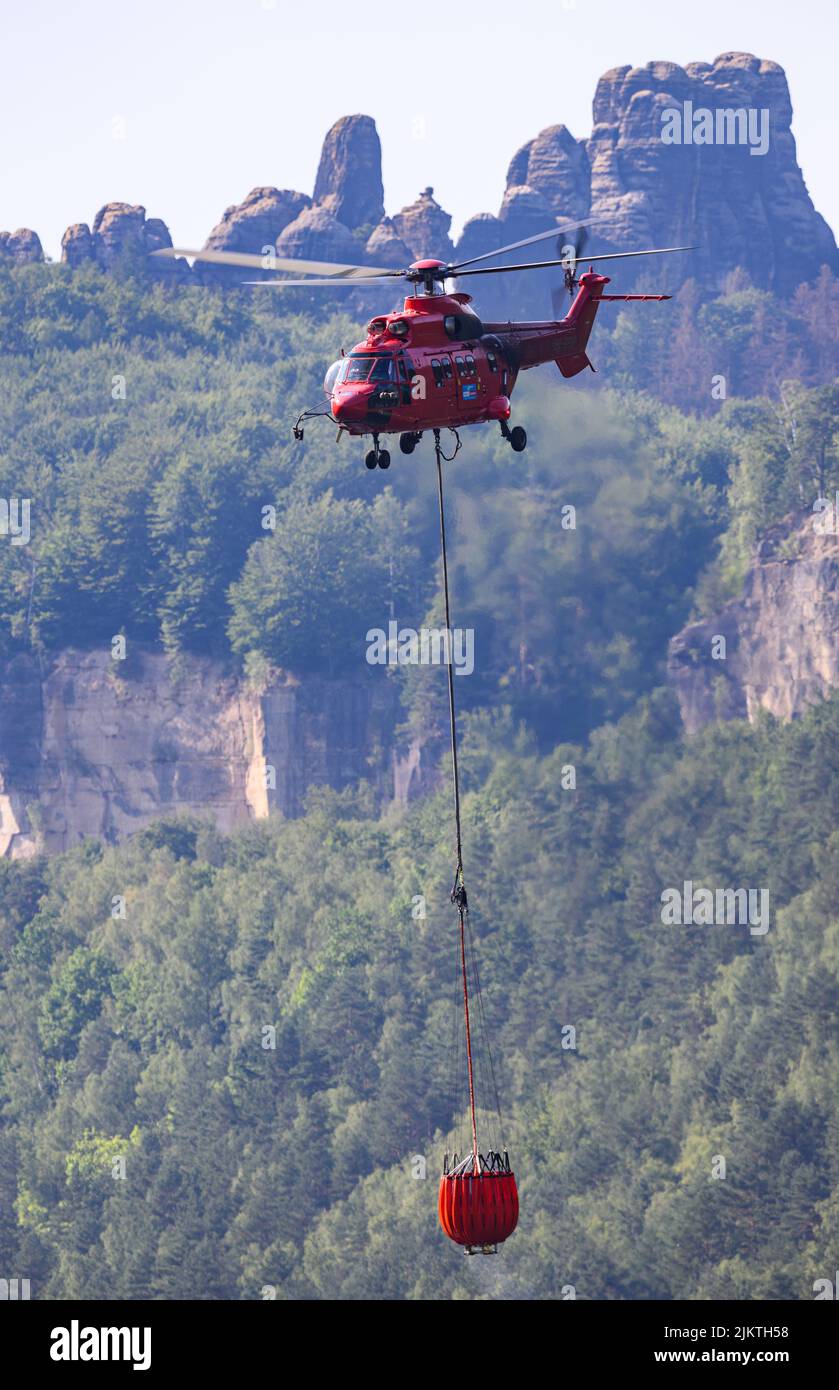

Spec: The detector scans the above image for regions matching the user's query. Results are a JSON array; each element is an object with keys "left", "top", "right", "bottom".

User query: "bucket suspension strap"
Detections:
[{"left": 433, "top": 428, "right": 478, "bottom": 1163}]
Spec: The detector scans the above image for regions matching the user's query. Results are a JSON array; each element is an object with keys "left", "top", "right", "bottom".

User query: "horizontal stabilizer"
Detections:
[
  {"left": 556, "top": 353, "right": 595, "bottom": 378},
  {"left": 598, "top": 293, "right": 672, "bottom": 301}
]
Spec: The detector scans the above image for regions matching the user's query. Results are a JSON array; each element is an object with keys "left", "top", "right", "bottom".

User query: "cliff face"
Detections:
[
  {"left": 0, "top": 648, "right": 431, "bottom": 859},
  {"left": 668, "top": 511, "right": 839, "bottom": 733}
]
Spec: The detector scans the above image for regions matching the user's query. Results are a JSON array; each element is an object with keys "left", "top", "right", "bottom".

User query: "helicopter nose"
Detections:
[{"left": 332, "top": 388, "right": 369, "bottom": 425}]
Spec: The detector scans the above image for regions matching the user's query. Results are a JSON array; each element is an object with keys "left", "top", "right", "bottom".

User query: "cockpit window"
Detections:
[
  {"left": 345, "top": 355, "right": 375, "bottom": 382},
  {"left": 323, "top": 360, "right": 347, "bottom": 395},
  {"left": 344, "top": 354, "right": 395, "bottom": 382}
]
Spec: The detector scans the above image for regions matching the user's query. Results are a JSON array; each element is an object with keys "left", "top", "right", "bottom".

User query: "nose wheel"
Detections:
[
  {"left": 500, "top": 421, "right": 527, "bottom": 453},
  {"left": 365, "top": 436, "right": 391, "bottom": 470}
]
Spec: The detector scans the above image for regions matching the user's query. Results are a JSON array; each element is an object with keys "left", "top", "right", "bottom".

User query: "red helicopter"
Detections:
[{"left": 156, "top": 221, "right": 693, "bottom": 468}]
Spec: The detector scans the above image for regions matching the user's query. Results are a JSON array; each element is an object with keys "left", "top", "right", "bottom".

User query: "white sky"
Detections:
[{"left": 2, "top": 0, "right": 836, "bottom": 259}]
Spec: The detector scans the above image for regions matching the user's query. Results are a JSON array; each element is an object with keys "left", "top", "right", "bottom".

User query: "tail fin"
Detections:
[
  {"left": 564, "top": 270, "right": 609, "bottom": 349},
  {"left": 553, "top": 271, "right": 672, "bottom": 376},
  {"left": 552, "top": 270, "right": 609, "bottom": 376}
]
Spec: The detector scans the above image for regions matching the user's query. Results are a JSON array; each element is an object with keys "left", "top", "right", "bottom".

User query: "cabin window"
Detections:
[
  {"left": 465, "top": 354, "right": 476, "bottom": 375},
  {"left": 398, "top": 356, "right": 415, "bottom": 403},
  {"left": 431, "top": 358, "right": 444, "bottom": 387},
  {"left": 441, "top": 357, "right": 453, "bottom": 380},
  {"left": 454, "top": 355, "right": 465, "bottom": 375},
  {"left": 487, "top": 351, "right": 498, "bottom": 372}
]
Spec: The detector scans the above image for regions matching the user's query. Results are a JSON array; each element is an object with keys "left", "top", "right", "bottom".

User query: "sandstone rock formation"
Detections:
[
  {"left": 506, "top": 124, "right": 591, "bottom": 222},
  {"left": 313, "top": 114, "right": 385, "bottom": 232},
  {"left": 206, "top": 186, "right": 311, "bottom": 253},
  {"left": 196, "top": 186, "right": 311, "bottom": 285},
  {"left": 60, "top": 203, "right": 188, "bottom": 278},
  {"left": 586, "top": 52, "right": 837, "bottom": 293},
  {"left": 498, "top": 184, "right": 557, "bottom": 240},
  {"left": 452, "top": 51, "right": 837, "bottom": 310},
  {"left": 455, "top": 186, "right": 565, "bottom": 317},
  {"left": 195, "top": 117, "right": 386, "bottom": 275},
  {"left": 17, "top": 56, "right": 835, "bottom": 300},
  {"left": 276, "top": 204, "right": 367, "bottom": 264},
  {"left": 453, "top": 212, "right": 505, "bottom": 265},
  {"left": 60, "top": 223, "right": 95, "bottom": 268},
  {"left": 365, "top": 217, "right": 414, "bottom": 269},
  {"left": 668, "top": 510, "right": 839, "bottom": 733},
  {"left": 0, "top": 647, "right": 431, "bottom": 859},
  {"left": 0, "top": 228, "right": 44, "bottom": 264},
  {"left": 392, "top": 187, "right": 455, "bottom": 263}
]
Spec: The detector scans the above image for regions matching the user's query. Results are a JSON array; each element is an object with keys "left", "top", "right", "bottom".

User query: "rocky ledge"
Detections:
[
  {"left": 0, "top": 647, "right": 433, "bottom": 859},
  {"left": 668, "top": 509, "right": 839, "bottom": 732}
]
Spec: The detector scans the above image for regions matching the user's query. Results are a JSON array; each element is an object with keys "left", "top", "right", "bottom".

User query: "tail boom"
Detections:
[{"left": 482, "top": 271, "right": 672, "bottom": 380}]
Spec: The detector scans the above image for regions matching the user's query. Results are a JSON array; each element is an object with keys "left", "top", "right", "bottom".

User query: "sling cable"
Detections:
[{"left": 432, "top": 429, "right": 519, "bottom": 1255}]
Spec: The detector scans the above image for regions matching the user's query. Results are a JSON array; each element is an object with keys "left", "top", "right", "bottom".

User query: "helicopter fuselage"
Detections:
[{"left": 328, "top": 266, "right": 612, "bottom": 439}]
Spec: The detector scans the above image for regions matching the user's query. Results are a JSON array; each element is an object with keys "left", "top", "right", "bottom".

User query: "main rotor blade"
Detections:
[
  {"left": 243, "top": 277, "right": 400, "bottom": 288},
  {"left": 446, "top": 216, "right": 613, "bottom": 274},
  {"left": 451, "top": 245, "right": 698, "bottom": 278},
  {"left": 151, "top": 247, "right": 400, "bottom": 277}
]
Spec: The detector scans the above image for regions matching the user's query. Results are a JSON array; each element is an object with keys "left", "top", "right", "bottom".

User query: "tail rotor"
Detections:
[{"left": 560, "top": 225, "right": 589, "bottom": 298}]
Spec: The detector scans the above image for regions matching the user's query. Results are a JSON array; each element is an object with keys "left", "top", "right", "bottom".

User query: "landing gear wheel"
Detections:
[
  {"left": 509, "top": 425, "right": 527, "bottom": 453},
  {"left": 377, "top": 450, "right": 391, "bottom": 470},
  {"left": 365, "top": 450, "right": 378, "bottom": 469},
  {"left": 399, "top": 433, "right": 416, "bottom": 455}
]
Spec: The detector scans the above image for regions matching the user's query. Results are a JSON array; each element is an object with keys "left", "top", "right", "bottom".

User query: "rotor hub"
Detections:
[{"left": 407, "top": 259, "right": 449, "bottom": 295}]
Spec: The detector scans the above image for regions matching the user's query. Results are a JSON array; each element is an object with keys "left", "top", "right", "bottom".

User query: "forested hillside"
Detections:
[
  {"left": 2, "top": 694, "right": 839, "bottom": 1298},
  {"left": 1, "top": 260, "right": 839, "bottom": 1298}
]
